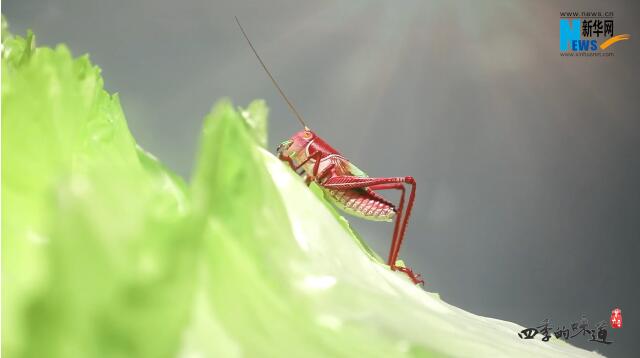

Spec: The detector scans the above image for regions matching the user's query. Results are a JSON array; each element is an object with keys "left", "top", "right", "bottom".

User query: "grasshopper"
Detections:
[{"left": 236, "top": 17, "right": 422, "bottom": 285}]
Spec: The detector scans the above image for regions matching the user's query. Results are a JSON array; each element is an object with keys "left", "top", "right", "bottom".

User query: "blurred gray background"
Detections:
[{"left": 4, "top": 0, "right": 639, "bottom": 356}]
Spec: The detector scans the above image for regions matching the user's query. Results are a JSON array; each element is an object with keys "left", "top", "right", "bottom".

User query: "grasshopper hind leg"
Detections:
[{"left": 323, "top": 176, "right": 423, "bottom": 285}]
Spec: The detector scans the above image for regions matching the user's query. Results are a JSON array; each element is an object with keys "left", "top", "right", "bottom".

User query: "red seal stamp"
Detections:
[{"left": 610, "top": 308, "right": 622, "bottom": 329}]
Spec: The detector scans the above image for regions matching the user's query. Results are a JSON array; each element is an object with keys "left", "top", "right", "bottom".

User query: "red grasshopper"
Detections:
[{"left": 236, "top": 17, "right": 422, "bottom": 285}]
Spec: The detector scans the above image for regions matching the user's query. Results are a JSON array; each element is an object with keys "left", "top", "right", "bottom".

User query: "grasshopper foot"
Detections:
[{"left": 392, "top": 265, "right": 424, "bottom": 285}]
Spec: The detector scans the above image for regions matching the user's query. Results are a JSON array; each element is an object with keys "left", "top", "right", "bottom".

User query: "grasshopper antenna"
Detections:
[{"left": 235, "top": 16, "right": 309, "bottom": 130}]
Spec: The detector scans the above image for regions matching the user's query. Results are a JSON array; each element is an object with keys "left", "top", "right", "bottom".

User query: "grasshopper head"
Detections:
[{"left": 277, "top": 128, "right": 316, "bottom": 161}]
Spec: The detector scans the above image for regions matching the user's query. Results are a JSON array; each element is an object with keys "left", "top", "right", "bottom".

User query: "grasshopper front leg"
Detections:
[{"left": 279, "top": 151, "right": 323, "bottom": 184}]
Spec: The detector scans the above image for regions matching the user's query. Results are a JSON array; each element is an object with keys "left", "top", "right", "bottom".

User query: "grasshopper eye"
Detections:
[{"left": 302, "top": 131, "right": 313, "bottom": 140}]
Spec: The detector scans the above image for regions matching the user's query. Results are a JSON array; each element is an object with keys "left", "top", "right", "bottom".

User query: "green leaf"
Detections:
[
  {"left": 2, "top": 23, "right": 196, "bottom": 358},
  {"left": 238, "top": 99, "right": 269, "bottom": 148}
]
